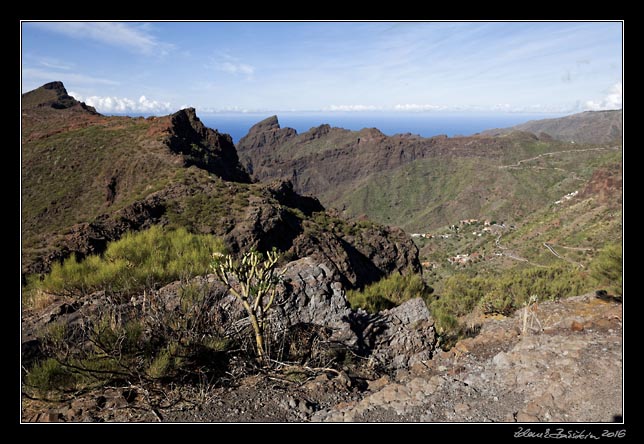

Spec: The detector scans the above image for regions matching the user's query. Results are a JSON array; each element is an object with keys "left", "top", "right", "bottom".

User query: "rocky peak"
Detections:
[
  {"left": 166, "top": 108, "right": 251, "bottom": 183},
  {"left": 22, "top": 81, "right": 98, "bottom": 114},
  {"left": 248, "top": 115, "right": 282, "bottom": 133},
  {"left": 358, "top": 127, "right": 384, "bottom": 138},
  {"left": 239, "top": 115, "right": 298, "bottom": 148},
  {"left": 237, "top": 116, "right": 299, "bottom": 176},
  {"left": 302, "top": 124, "right": 332, "bottom": 141},
  {"left": 42, "top": 81, "right": 67, "bottom": 93}
]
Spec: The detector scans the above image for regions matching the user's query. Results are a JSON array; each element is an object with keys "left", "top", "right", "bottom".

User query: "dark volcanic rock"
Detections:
[
  {"left": 364, "top": 298, "right": 437, "bottom": 371},
  {"left": 224, "top": 193, "right": 303, "bottom": 254},
  {"left": 166, "top": 108, "right": 250, "bottom": 183},
  {"left": 292, "top": 219, "right": 421, "bottom": 289},
  {"left": 237, "top": 115, "right": 298, "bottom": 175},
  {"left": 22, "top": 81, "right": 98, "bottom": 114},
  {"left": 265, "top": 179, "right": 324, "bottom": 216},
  {"left": 271, "top": 257, "right": 357, "bottom": 346},
  {"left": 24, "top": 194, "right": 166, "bottom": 275}
]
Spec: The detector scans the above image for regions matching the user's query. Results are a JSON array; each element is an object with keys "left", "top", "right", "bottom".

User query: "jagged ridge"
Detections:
[
  {"left": 21, "top": 82, "right": 420, "bottom": 288},
  {"left": 237, "top": 114, "right": 622, "bottom": 231}
]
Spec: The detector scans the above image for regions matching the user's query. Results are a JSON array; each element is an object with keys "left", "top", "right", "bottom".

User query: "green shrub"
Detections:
[
  {"left": 34, "top": 226, "right": 226, "bottom": 296},
  {"left": 346, "top": 273, "right": 434, "bottom": 313},
  {"left": 26, "top": 279, "right": 231, "bottom": 394},
  {"left": 430, "top": 263, "right": 592, "bottom": 337},
  {"left": 590, "top": 243, "right": 622, "bottom": 296},
  {"left": 25, "top": 358, "right": 77, "bottom": 392}
]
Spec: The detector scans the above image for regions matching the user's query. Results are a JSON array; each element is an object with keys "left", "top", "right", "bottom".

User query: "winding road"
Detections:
[{"left": 498, "top": 146, "right": 620, "bottom": 169}]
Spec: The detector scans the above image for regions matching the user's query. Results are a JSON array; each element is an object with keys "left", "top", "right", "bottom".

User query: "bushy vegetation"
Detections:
[
  {"left": 591, "top": 243, "right": 622, "bottom": 296},
  {"left": 24, "top": 280, "right": 230, "bottom": 395},
  {"left": 29, "top": 226, "right": 226, "bottom": 297},
  {"left": 430, "top": 264, "right": 591, "bottom": 335},
  {"left": 165, "top": 175, "right": 255, "bottom": 234},
  {"left": 22, "top": 119, "right": 177, "bottom": 251},
  {"left": 346, "top": 273, "right": 434, "bottom": 313}
]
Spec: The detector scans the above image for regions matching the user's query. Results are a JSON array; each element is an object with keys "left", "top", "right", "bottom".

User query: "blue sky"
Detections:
[{"left": 21, "top": 21, "right": 623, "bottom": 115}]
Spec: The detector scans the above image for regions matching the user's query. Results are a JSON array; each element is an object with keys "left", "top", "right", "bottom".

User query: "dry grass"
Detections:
[{"left": 23, "top": 288, "right": 56, "bottom": 311}]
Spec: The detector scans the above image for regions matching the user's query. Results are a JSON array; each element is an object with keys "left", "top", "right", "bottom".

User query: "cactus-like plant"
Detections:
[{"left": 212, "top": 249, "right": 282, "bottom": 364}]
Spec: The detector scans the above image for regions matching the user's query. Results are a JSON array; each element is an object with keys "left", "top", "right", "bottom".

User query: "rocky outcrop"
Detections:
[
  {"left": 237, "top": 116, "right": 297, "bottom": 175},
  {"left": 21, "top": 81, "right": 98, "bottom": 114},
  {"left": 580, "top": 163, "right": 623, "bottom": 205},
  {"left": 23, "top": 194, "right": 166, "bottom": 275},
  {"left": 269, "top": 259, "right": 433, "bottom": 369},
  {"left": 166, "top": 108, "right": 250, "bottom": 183},
  {"left": 271, "top": 257, "right": 356, "bottom": 346},
  {"left": 292, "top": 221, "right": 421, "bottom": 289},
  {"left": 363, "top": 298, "right": 437, "bottom": 371},
  {"left": 265, "top": 179, "right": 324, "bottom": 216},
  {"left": 313, "top": 294, "right": 622, "bottom": 422}
]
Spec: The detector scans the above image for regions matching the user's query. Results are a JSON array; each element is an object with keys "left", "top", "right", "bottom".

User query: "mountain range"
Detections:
[
  {"left": 22, "top": 82, "right": 622, "bottom": 282},
  {"left": 21, "top": 82, "right": 419, "bottom": 289},
  {"left": 20, "top": 82, "right": 623, "bottom": 423},
  {"left": 237, "top": 110, "right": 622, "bottom": 232},
  {"left": 480, "top": 110, "right": 622, "bottom": 144}
]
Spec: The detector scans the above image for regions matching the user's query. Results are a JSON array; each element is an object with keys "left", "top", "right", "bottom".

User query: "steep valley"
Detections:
[
  {"left": 237, "top": 112, "right": 622, "bottom": 233},
  {"left": 20, "top": 83, "right": 622, "bottom": 423}
]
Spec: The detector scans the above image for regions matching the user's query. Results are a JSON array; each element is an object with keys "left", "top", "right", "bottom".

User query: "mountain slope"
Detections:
[
  {"left": 21, "top": 82, "right": 420, "bottom": 287},
  {"left": 22, "top": 82, "right": 248, "bottom": 268},
  {"left": 237, "top": 116, "right": 622, "bottom": 232},
  {"left": 480, "top": 110, "right": 622, "bottom": 144}
]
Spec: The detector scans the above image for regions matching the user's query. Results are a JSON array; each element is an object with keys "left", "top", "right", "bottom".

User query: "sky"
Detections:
[{"left": 21, "top": 21, "right": 623, "bottom": 115}]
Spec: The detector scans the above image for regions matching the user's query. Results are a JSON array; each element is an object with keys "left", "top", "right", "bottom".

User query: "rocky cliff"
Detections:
[
  {"left": 236, "top": 115, "right": 622, "bottom": 231},
  {"left": 165, "top": 108, "right": 250, "bottom": 182}
]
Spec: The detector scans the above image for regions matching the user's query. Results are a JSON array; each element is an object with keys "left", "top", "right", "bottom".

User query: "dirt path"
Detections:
[
  {"left": 495, "top": 232, "right": 546, "bottom": 268},
  {"left": 498, "top": 146, "right": 620, "bottom": 170},
  {"left": 543, "top": 242, "right": 585, "bottom": 269}
]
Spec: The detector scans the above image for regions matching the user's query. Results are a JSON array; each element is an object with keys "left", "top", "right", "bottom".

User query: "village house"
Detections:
[{"left": 448, "top": 252, "right": 484, "bottom": 266}]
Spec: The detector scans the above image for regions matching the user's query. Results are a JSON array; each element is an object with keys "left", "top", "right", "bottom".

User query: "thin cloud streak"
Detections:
[
  {"left": 23, "top": 68, "right": 120, "bottom": 86},
  {"left": 31, "top": 22, "right": 172, "bottom": 55}
]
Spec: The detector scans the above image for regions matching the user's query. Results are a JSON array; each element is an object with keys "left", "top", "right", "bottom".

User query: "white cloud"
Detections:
[
  {"left": 33, "top": 22, "right": 172, "bottom": 55},
  {"left": 23, "top": 68, "right": 119, "bottom": 86},
  {"left": 393, "top": 104, "right": 445, "bottom": 112},
  {"left": 325, "top": 104, "right": 383, "bottom": 112},
  {"left": 70, "top": 92, "right": 173, "bottom": 114},
  {"left": 216, "top": 61, "right": 255, "bottom": 76},
  {"left": 39, "top": 57, "right": 73, "bottom": 70},
  {"left": 584, "top": 82, "right": 622, "bottom": 111}
]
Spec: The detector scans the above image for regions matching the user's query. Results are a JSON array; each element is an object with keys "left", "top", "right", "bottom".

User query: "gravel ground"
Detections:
[{"left": 22, "top": 294, "right": 622, "bottom": 423}]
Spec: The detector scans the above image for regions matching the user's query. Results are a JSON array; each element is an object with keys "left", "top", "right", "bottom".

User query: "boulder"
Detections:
[
  {"left": 365, "top": 298, "right": 437, "bottom": 371},
  {"left": 271, "top": 257, "right": 357, "bottom": 346}
]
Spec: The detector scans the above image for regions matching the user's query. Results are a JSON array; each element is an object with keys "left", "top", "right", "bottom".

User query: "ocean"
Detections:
[{"left": 199, "top": 112, "right": 567, "bottom": 144}]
